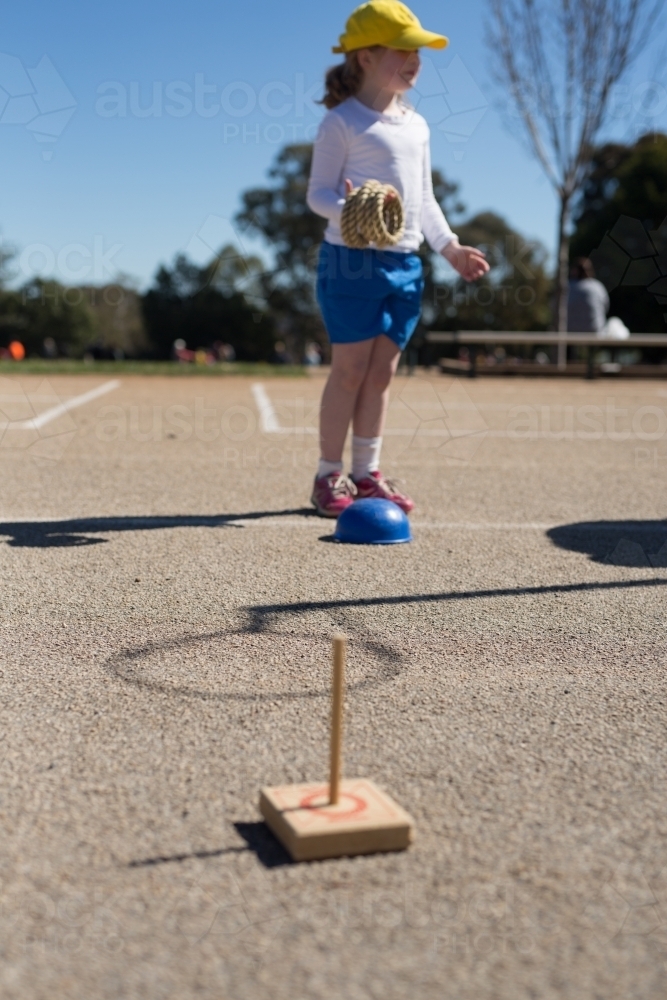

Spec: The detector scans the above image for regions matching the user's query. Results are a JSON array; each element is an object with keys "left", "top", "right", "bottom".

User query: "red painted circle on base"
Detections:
[{"left": 299, "top": 787, "right": 368, "bottom": 822}]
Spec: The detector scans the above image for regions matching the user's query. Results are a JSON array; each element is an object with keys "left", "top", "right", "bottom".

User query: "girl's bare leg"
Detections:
[
  {"left": 319, "top": 340, "right": 376, "bottom": 463},
  {"left": 352, "top": 334, "right": 402, "bottom": 438}
]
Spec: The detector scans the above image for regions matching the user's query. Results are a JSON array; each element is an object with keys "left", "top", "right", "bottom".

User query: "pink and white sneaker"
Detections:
[
  {"left": 310, "top": 472, "right": 356, "bottom": 518},
  {"left": 351, "top": 470, "right": 415, "bottom": 514}
]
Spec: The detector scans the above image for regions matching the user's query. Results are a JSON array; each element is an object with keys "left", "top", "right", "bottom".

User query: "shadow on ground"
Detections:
[
  {"left": 233, "top": 822, "right": 293, "bottom": 868},
  {"left": 0, "top": 509, "right": 317, "bottom": 547},
  {"left": 125, "top": 824, "right": 293, "bottom": 871},
  {"left": 105, "top": 630, "right": 404, "bottom": 703},
  {"left": 104, "top": 577, "right": 667, "bottom": 704},
  {"left": 548, "top": 520, "right": 667, "bottom": 566},
  {"left": 5, "top": 513, "right": 666, "bottom": 562},
  {"left": 128, "top": 845, "right": 249, "bottom": 868},
  {"left": 125, "top": 824, "right": 292, "bottom": 870},
  {"left": 246, "top": 576, "right": 667, "bottom": 631}
]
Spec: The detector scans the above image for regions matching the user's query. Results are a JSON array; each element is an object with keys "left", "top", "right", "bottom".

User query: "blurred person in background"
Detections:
[
  {"left": 567, "top": 257, "right": 609, "bottom": 334},
  {"left": 304, "top": 341, "right": 322, "bottom": 366}
]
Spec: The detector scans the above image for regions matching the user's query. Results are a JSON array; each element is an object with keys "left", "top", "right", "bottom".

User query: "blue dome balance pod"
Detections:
[{"left": 333, "top": 498, "right": 412, "bottom": 545}]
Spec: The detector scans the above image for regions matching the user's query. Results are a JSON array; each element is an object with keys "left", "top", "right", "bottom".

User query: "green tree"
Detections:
[
  {"left": 235, "top": 144, "right": 327, "bottom": 360},
  {"left": 416, "top": 175, "right": 550, "bottom": 335},
  {"left": 235, "top": 148, "right": 467, "bottom": 360},
  {"left": 417, "top": 167, "right": 466, "bottom": 303},
  {"left": 423, "top": 212, "right": 551, "bottom": 336},
  {"left": 0, "top": 241, "right": 25, "bottom": 351},
  {"left": 0, "top": 289, "right": 24, "bottom": 349},
  {"left": 141, "top": 249, "right": 275, "bottom": 360},
  {"left": 81, "top": 282, "right": 148, "bottom": 358},
  {"left": 487, "top": 0, "right": 663, "bottom": 349},
  {"left": 11, "top": 279, "right": 94, "bottom": 357},
  {"left": 570, "top": 132, "right": 667, "bottom": 331},
  {"left": 233, "top": 143, "right": 551, "bottom": 360},
  {"left": 0, "top": 241, "right": 102, "bottom": 357}
]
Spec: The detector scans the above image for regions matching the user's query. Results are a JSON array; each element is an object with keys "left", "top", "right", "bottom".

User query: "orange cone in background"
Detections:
[{"left": 8, "top": 341, "right": 25, "bottom": 361}]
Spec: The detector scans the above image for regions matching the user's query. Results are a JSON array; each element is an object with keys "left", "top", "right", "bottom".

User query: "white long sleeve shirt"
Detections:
[{"left": 307, "top": 96, "right": 457, "bottom": 254}]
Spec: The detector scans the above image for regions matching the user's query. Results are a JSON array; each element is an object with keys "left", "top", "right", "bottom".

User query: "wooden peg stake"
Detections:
[
  {"left": 329, "top": 635, "right": 346, "bottom": 805},
  {"left": 259, "top": 631, "right": 415, "bottom": 861}
]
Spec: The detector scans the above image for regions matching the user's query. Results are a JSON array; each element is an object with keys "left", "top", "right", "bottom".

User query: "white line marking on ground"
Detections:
[
  {"left": 1, "top": 518, "right": 663, "bottom": 536},
  {"left": 226, "top": 517, "right": 321, "bottom": 527},
  {"left": 0, "top": 517, "right": 561, "bottom": 531},
  {"left": 223, "top": 519, "right": 559, "bottom": 530},
  {"left": 8, "top": 380, "right": 121, "bottom": 430},
  {"left": 251, "top": 383, "right": 319, "bottom": 434},
  {"left": 251, "top": 383, "right": 282, "bottom": 433},
  {"left": 250, "top": 382, "right": 458, "bottom": 436},
  {"left": 250, "top": 385, "right": 663, "bottom": 440},
  {"left": 200, "top": 518, "right": 667, "bottom": 532},
  {"left": 226, "top": 519, "right": 667, "bottom": 532},
  {"left": 413, "top": 522, "right": 556, "bottom": 530},
  {"left": 248, "top": 420, "right": 658, "bottom": 441}
]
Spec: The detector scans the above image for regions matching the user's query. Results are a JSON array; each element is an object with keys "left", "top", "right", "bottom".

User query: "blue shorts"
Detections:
[{"left": 316, "top": 241, "right": 424, "bottom": 350}]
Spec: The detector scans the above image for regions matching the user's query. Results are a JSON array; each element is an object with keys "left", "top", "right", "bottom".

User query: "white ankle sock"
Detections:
[
  {"left": 317, "top": 458, "right": 343, "bottom": 480},
  {"left": 351, "top": 435, "right": 382, "bottom": 481}
]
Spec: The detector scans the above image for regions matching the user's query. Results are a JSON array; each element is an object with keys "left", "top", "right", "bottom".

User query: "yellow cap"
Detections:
[{"left": 333, "top": 1, "right": 448, "bottom": 54}]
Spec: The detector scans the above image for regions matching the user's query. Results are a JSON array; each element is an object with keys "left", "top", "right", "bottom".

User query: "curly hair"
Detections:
[{"left": 319, "top": 51, "right": 367, "bottom": 109}]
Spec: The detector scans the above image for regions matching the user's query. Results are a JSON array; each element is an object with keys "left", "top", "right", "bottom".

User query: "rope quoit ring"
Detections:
[{"left": 340, "top": 180, "right": 406, "bottom": 250}]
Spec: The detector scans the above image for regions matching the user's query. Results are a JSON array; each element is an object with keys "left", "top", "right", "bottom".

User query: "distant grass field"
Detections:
[{"left": 0, "top": 359, "right": 309, "bottom": 377}]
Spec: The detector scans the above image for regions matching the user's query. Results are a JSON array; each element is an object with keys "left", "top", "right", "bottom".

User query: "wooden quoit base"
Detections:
[
  {"left": 260, "top": 778, "right": 414, "bottom": 862},
  {"left": 259, "top": 636, "right": 416, "bottom": 862}
]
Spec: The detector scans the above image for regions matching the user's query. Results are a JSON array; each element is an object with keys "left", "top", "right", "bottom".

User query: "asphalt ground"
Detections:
[{"left": 1, "top": 371, "right": 667, "bottom": 1000}]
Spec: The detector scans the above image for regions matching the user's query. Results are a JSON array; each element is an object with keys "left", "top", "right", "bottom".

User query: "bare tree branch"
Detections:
[{"left": 486, "top": 0, "right": 665, "bottom": 340}]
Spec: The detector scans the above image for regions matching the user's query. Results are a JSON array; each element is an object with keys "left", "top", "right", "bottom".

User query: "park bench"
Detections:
[{"left": 424, "top": 331, "right": 667, "bottom": 379}]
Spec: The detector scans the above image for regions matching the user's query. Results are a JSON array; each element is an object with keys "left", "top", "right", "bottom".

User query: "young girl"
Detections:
[{"left": 306, "top": 0, "right": 489, "bottom": 517}]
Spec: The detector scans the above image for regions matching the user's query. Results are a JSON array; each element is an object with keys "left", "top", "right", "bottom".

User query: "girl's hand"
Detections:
[{"left": 441, "top": 241, "right": 490, "bottom": 282}]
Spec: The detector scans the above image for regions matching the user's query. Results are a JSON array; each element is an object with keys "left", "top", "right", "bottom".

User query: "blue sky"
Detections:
[{"left": 2, "top": 0, "right": 666, "bottom": 290}]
